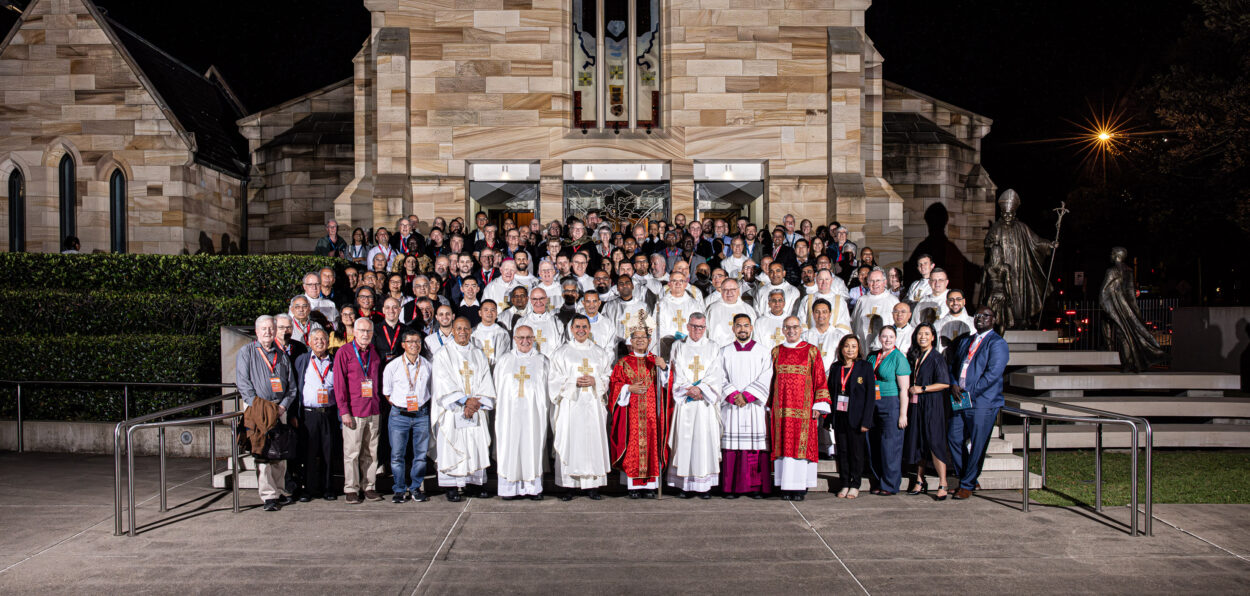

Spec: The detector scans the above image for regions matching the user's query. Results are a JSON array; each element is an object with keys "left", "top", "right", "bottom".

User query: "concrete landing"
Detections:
[
  {"left": 2, "top": 453, "right": 1248, "bottom": 593},
  {"left": 1003, "top": 423, "right": 1250, "bottom": 449},
  {"left": 1008, "top": 350, "right": 1120, "bottom": 367},
  {"left": 1010, "top": 371, "right": 1240, "bottom": 392},
  {"left": 1007, "top": 395, "right": 1250, "bottom": 419},
  {"left": 1004, "top": 330, "right": 1060, "bottom": 344}
]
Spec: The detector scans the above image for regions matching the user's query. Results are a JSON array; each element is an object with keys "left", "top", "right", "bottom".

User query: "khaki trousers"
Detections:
[
  {"left": 342, "top": 414, "right": 379, "bottom": 494},
  {"left": 257, "top": 459, "right": 288, "bottom": 501}
]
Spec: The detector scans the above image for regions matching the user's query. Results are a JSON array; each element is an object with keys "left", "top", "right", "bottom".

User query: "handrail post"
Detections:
[
  {"left": 231, "top": 423, "right": 240, "bottom": 514},
  {"left": 1021, "top": 415, "right": 1030, "bottom": 512},
  {"left": 209, "top": 411, "right": 217, "bottom": 481},
  {"left": 1129, "top": 421, "right": 1139, "bottom": 537},
  {"left": 127, "top": 426, "right": 138, "bottom": 537},
  {"left": 15, "top": 383, "right": 23, "bottom": 453},
  {"left": 123, "top": 384, "right": 130, "bottom": 420},
  {"left": 1144, "top": 420, "right": 1153, "bottom": 537},
  {"left": 1040, "top": 405, "right": 1048, "bottom": 487},
  {"left": 113, "top": 422, "right": 125, "bottom": 536},
  {"left": 1095, "top": 423, "right": 1103, "bottom": 512},
  {"left": 158, "top": 427, "right": 167, "bottom": 512}
]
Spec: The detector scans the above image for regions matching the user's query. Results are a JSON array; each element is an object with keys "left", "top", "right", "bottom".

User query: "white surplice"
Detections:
[
  {"left": 705, "top": 299, "right": 756, "bottom": 348},
  {"left": 482, "top": 276, "right": 530, "bottom": 307},
  {"left": 471, "top": 322, "right": 512, "bottom": 369},
  {"left": 564, "top": 312, "right": 618, "bottom": 352},
  {"left": 514, "top": 310, "right": 564, "bottom": 355},
  {"left": 653, "top": 291, "right": 705, "bottom": 358},
  {"left": 753, "top": 280, "right": 801, "bottom": 317},
  {"left": 851, "top": 290, "right": 900, "bottom": 356},
  {"left": 535, "top": 281, "right": 564, "bottom": 310},
  {"left": 914, "top": 289, "right": 949, "bottom": 326},
  {"left": 665, "top": 337, "right": 726, "bottom": 492},
  {"left": 547, "top": 338, "right": 613, "bottom": 488},
  {"left": 493, "top": 348, "right": 549, "bottom": 497},
  {"left": 798, "top": 291, "right": 853, "bottom": 333},
  {"left": 718, "top": 340, "right": 773, "bottom": 452},
  {"left": 906, "top": 278, "right": 932, "bottom": 304},
  {"left": 754, "top": 311, "right": 796, "bottom": 352},
  {"left": 431, "top": 341, "right": 496, "bottom": 487},
  {"left": 606, "top": 293, "right": 655, "bottom": 347},
  {"left": 934, "top": 310, "right": 975, "bottom": 353}
]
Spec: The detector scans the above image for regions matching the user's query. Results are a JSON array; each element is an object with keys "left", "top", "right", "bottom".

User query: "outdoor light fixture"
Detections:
[
  {"left": 722, "top": 164, "right": 734, "bottom": 180},
  {"left": 500, "top": 164, "right": 511, "bottom": 180},
  {"left": 584, "top": 165, "right": 595, "bottom": 180},
  {"left": 637, "top": 164, "right": 649, "bottom": 180}
]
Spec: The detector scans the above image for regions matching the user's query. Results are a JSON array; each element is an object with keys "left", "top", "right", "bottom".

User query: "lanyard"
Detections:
[
  {"left": 873, "top": 349, "right": 893, "bottom": 376},
  {"left": 293, "top": 318, "right": 310, "bottom": 339},
  {"left": 913, "top": 348, "right": 931, "bottom": 385},
  {"left": 352, "top": 342, "right": 371, "bottom": 376},
  {"left": 840, "top": 364, "right": 853, "bottom": 393},
  {"left": 404, "top": 355, "right": 421, "bottom": 391},
  {"left": 311, "top": 357, "right": 330, "bottom": 385},
  {"left": 255, "top": 343, "right": 278, "bottom": 374},
  {"left": 382, "top": 324, "right": 400, "bottom": 351},
  {"left": 379, "top": 245, "right": 392, "bottom": 261}
]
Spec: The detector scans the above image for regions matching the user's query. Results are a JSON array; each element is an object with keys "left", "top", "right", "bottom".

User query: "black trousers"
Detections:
[
  {"left": 298, "top": 406, "right": 339, "bottom": 497},
  {"left": 833, "top": 417, "right": 868, "bottom": 490}
]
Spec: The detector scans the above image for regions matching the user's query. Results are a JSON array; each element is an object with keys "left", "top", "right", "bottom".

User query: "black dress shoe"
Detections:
[
  {"left": 676, "top": 490, "right": 693, "bottom": 499},
  {"left": 642, "top": 490, "right": 657, "bottom": 499},
  {"left": 445, "top": 489, "right": 462, "bottom": 502},
  {"left": 276, "top": 494, "right": 295, "bottom": 506},
  {"left": 628, "top": 490, "right": 642, "bottom": 499},
  {"left": 411, "top": 490, "right": 429, "bottom": 502},
  {"left": 263, "top": 499, "right": 280, "bottom": 512},
  {"left": 298, "top": 494, "right": 312, "bottom": 503},
  {"left": 722, "top": 493, "right": 740, "bottom": 499},
  {"left": 559, "top": 492, "right": 575, "bottom": 501},
  {"left": 780, "top": 493, "right": 793, "bottom": 501},
  {"left": 586, "top": 489, "right": 602, "bottom": 500},
  {"left": 749, "top": 492, "right": 765, "bottom": 500},
  {"left": 323, "top": 494, "right": 337, "bottom": 501},
  {"left": 530, "top": 494, "right": 544, "bottom": 501},
  {"left": 469, "top": 487, "right": 493, "bottom": 499},
  {"left": 698, "top": 492, "right": 711, "bottom": 499},
  {"left": 792, "top": 492, "right": 806, "bottom": 502}
]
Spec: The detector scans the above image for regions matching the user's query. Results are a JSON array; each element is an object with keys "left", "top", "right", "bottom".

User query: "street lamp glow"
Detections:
[{"left": 1097, "top": 132, "right": 1111, "bottom": 142}]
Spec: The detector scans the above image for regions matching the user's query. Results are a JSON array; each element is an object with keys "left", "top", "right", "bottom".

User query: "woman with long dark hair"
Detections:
[
  {"left": 830, "top": 335, "right": 875, "bottom": 499},
  {"left": 903, "top": 323, "right": 953, "bottom": 500}
]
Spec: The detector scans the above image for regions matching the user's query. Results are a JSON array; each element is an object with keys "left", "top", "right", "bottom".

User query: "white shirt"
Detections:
[
  {"left": 424, "top": 328, "right": 454, "bottom": 356},
  {"left": 300, "top": 353, "right": 334, "bottom": 408},
  {"left": 382, "top": 354, "right": 433, "bottom": 409}
]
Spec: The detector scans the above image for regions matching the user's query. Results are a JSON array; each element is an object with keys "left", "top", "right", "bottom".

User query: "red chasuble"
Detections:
[
  {"left": 769, "top": 342, "right": 832, "bottom": 463},
  {"left": 608, "top": 353, "right": 672, "bottom": 482}
]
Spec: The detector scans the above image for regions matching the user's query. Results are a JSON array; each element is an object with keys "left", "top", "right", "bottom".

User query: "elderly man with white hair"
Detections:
[
  {"left": 534, "top": 260, "right": 564, "bottom": 311},
  {"left": 287, "top": 295, "right": 321, "bottom": 344},
  {"left": 332, "top": 317, "right": 385, "bottom": 504},
  {"left": 235, "top": 315, "right": 298, "bottom": 511},
  {"left": 301, "top": 272, "right": 339, "bottom": 322},
  {"left": 483, "top": 259, "right": 529, "bottom": 307},
  {"left": 515, "top": 287, "right": 564, "bottom": 354},
  {"left": 852, "top": 269, "right": 900, "bottom": 356}
]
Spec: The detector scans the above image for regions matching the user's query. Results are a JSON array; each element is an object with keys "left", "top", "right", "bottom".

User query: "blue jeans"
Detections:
[
  {"left": 947, "top": 406, "right": 1000, "bottom": 491},
  {"left": 389, "top": 408, "right": 430, "bottom": 494},
  {"left": 869, "top": 396, "right": 903, "bottom": 494}
]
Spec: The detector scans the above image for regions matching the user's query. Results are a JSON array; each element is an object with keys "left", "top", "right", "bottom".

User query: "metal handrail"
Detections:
[
  {"left": 2, "top": 380, "right": 235, "bottom": 453},
  {"left": 126, "top": 410, "right": 242, "bottom": 537},
  {"left": 1003, "top": 395, "right": 1153, "bottom": 537}
]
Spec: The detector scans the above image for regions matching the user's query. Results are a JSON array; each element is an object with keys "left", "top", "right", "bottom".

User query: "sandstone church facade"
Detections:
[{"left": 2, "top": 0, "right": 995, "bottom": 272}]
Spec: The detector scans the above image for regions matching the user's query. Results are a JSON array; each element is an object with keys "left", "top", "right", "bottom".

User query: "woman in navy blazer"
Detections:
[{"left": 829, "top": 335, "right": 876, "bottom": 499}]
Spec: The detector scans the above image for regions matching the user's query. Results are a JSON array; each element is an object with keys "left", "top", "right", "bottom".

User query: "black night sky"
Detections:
[{"left": 2, "top": 1, "right": 1236, "bottom": 299}]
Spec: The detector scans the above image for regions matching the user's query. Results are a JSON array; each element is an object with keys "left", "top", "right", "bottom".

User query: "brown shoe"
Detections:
[
  {"left": 345, "top": 492, "right": 363, "bottom": 504},
  {"left": 364, "top": 489, "right": 383, "bottom": 501},
  {"left": 951, "top": 488, "right": 973, "bottom": 500}
]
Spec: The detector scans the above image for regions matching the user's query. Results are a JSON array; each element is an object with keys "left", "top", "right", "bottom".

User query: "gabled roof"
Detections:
[
  {"left": 256, "top": 112, "right": 352, "bottom": 152},
  {"left": 882, "top": 112, "right": 974, "bottom": 151},
  {"left": 0, "top": 0, "right": 250, "bottom": 178}
]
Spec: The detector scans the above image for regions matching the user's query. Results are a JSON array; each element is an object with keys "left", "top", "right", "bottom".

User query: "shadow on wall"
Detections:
[
  {"left": 180, "top": 232, "right": 239, "bottom": 255},
  {"left": 905, "top": 203, "right": 982, "bottom": 300}
]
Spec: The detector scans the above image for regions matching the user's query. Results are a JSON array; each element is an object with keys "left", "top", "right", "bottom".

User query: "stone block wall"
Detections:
[{"left": 0, "top": 0, "right": 243, "bottom": 254}]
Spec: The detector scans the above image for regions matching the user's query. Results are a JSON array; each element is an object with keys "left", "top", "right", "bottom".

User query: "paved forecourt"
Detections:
[{"left": 1, "top": 453, "right": 1249, "bottom": 594}]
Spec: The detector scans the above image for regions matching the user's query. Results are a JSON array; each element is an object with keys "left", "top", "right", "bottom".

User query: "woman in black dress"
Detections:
[
  {"left": 903, "top": 323, "right": 953, "bottom": 500},
  {"left": 830, "top": 335, "right": 875, "bottom": 499}
]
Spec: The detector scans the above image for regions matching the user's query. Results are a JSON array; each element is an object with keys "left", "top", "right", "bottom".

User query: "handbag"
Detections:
[
  {"left": 259, "top": 423, "right": 298, "bottom": 461},
  {"left": 950, "top": 389, "right": 972, "bottom": 412}
]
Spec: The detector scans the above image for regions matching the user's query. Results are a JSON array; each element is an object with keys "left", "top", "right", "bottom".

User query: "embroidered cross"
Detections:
[
  {"left": 459, "top": 360, "right": 473, "bottom": 395},
  {"left": 514, "top": 366, "right": 529, "bottom": 398},
  {"left": 688, "top": 355, "right": 705, "bottom": 383}
]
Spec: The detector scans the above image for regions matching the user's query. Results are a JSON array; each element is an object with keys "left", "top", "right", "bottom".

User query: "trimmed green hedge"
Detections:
[
  {"left": 0, "top": 290, "right": 286, "bottom": 336},
  {"left": 0, "top": 334, "right": 220, "bottom": 422},
  {"left": 0, "top": 253, "right": 341, "bottom": 301}
]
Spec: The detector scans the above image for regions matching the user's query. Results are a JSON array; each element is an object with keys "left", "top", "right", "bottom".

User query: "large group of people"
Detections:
[{"left": 235, "top": 211, "right": 1008, "bottom": 511}]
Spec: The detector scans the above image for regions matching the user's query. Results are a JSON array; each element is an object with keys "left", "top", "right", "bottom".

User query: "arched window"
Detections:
[
  {"left": 7, "top": 169, "right": 24, "bottom": 252},
  {"left": 58, "top": 154, "right": 76, "bottom": 242},
  {"left": 109, "top": 169, "right": 126, "bottom": 253}
]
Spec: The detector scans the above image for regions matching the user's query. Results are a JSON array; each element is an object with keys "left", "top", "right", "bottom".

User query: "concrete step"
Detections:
[
  {"left": 213, "top": 468, "right": 257, "bottom": 489},
  {"left": 1002, "top": 423, "right": 1250, "bottom": 449},
  {"left": 1006, "top": 395, "right": 1250, "bottom": 418},
  {"left": 987, "top": 437, "right": 1013, "bottom": 454},
  {"left": 816, "top": 453, "right": 1023, "bottom": 474},
  {"left": 1009, "top": 371, "right": 1239, "bottom": 393},
  {"left": 1008, "top": 350, "right": 1120, "bottom": 368},
  {"left": 814, "top": 470, "right": 1041, "bottom": 491},
  {"left": 1004, "top": 330, "right": 1059, "bottom": 344}
]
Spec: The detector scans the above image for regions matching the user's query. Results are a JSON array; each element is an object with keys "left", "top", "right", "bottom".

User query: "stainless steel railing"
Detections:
[
  {"left": 1003, "top": 395, "right": 1153, "bottom": 537},
  {"left": 1, "top": 380, "right": 236, "bottom": 453}
]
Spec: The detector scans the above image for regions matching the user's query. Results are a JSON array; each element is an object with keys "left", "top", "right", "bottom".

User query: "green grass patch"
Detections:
[{"left": 1023, "top": 449, "right": 1250, "bottom": 507}]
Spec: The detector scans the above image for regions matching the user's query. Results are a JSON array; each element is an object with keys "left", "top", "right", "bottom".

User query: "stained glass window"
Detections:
[{"left": 572, "top": 0, "right": 661, "bottom": 131}]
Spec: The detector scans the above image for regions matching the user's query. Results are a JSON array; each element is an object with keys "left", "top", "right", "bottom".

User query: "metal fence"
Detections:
[{"left": 1050, "top": 298, "right": 1177, "bottom": 360}]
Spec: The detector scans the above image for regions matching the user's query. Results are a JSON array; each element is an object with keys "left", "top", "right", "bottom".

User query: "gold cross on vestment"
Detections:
[
  {"left": 535, "top": 328, "right": 547, "bottom": 350},
  {"left": 672, "top": 309, "right": 686, "bottom": 330},
  {"left": 688, "top": 355, "right": 705, "bottom": 383},
  {"left": 514, "top": 366, "right": 529, "bottom": 398},
  {"left": 577, "top": 358, "right": 594, "bottom": 391},
  {"left": 771, "top": 326, "right": 784, "bottom": 346},
  {"left": 459, "top": 360, "right": 473, "bottom": 395},
  {"left": 482, "top": 339, "right": 494, "bottom": 360}
]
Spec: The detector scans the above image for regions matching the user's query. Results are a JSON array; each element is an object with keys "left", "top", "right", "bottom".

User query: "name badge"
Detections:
[
  {"left": 269, "top": 376, "right": 283, "bottom": 393},
  {"left": 874, "top": 383, "right": 881, "bottom": 401},
  {"left": 316, "top": 388, "right": 329, "bottom": 405},
  {"left": 406, "top": 394, "right": 422, "bottom": 412},
  {"left": 836, "top": 394, "right": 849, "bottom": 412},
  {"left": 361, "top": 379, "right": 374, "bottom": 398},
  {"left": 910, "top": 393, "right": 919, "bottom": 404}
]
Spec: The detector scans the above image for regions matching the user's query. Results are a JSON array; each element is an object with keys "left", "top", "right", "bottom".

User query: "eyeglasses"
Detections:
[
  {"left": 402, "top": 339, "right": 421, "bottom": 344},
  {"left": 515, "top": 336, "right": 534, "bottom": 341},
  {"left": 688, "top": 324, "right": 706, "bottom": 330},
  {"left": 974, "top": 313, "right": 993, "bottom": 319}
]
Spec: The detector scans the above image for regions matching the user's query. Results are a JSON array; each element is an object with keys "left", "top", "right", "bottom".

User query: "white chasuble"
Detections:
[
  {"left": 493, "top": 349, "right": 549, "bottom": 496},
  {"left": 851, "top": 291, "right": 900, "bottom": 356},
  {"left": 431, "top": 342, "right": 496, "bottom": 487},
  {"left": 471, "top": 323, "right": 512, "bottom": 369},
  {"left": 665, "top": 337, "right": 726, "bottom": 492},
  {"left": 705, "top": 299, "right": 756, "bottom": 348},
  {"left": 547, "top": 339, "right": 614, "bottom": 488},
  {"left": 515, "top": 310, "right": 564, "bottom": 355}
]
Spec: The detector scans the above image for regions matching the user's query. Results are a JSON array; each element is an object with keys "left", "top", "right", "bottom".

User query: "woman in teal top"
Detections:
[{"left": 867, "top": 326, "right": 912, "bottom": 495}]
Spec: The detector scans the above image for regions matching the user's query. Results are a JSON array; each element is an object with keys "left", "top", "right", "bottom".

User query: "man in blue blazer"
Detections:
[{"left": 947, "top": 306, "right": 1010, "bottom": 499}]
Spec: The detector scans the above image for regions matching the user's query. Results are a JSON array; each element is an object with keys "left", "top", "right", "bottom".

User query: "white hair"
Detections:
[
  {"left": 275, "top": 313, "right": 292, "bottom": 324},
  {"left": 289, "top": 295, "right": 310, "bottom": 310},
  {"left": 254, "top": 315, "right": 275, "bottom": 329}
]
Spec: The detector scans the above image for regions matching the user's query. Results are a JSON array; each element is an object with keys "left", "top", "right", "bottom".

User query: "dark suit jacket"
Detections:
[
  {"left": 831, "top": 359, "right": 876, "bottom": 431},
  {"left": 742, "top": 241, "right": 764, "bottom": 264},
  {"left": 391, "top": 233, "right": 425, "bottom": 256},
  {"left": 292, "top": 352, "right": 339, "bottom": 421},
  {"left": 948, "top": 331, "right": 1009, "bottom": 409}
]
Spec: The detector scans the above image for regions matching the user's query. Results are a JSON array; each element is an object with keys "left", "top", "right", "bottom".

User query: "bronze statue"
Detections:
[
  {"left": 1100, "top": 247, "right": 1165, "bottom": 372},
  {"left": 980, "top": 190, "right": 1056, "bottom": 330}
]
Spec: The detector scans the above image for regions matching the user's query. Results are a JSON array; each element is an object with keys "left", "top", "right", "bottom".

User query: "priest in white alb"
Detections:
[
  {"left": 755, "top": 289, "right": 799, "bottom": 351},
  {"left": 803, "top": 298, "right": 848, "bottom": 459},
  {"left": 515, "top": 287, "right": 564, "bottom": 355},
  {"left": 547, "top": 314, "right": 614, "bottom": 500},
  {"left": 799, "top": 270, "right": 853, "bottom": 332},
  {"left": 665, "top": 313, "right": 726, "bottom": 498},
  {"left": 566, "top": 290, "right": 617, "bottom": 352},
  {"left": 482, "top": 259, "right": 530, "bottom": 307},
  {"left": 492, "top": 325, "right": 549, "bottom": 500},
  {"left": 719, "top": 313, "right": 774, "bottom": 498},
  {"left": 706, "top": 279, "right": 755, "bottom": 348},
  {"left": 913, "top": 268, "right": 951, "bottom": 325},
  {"left": 606, "top": 274, "right": 654, "bottom": 354},
  {"left": 430, "top": 317, "right": 496, "bottom": 502},
  {"left": 851, "top": 269, "right": 900, "bottom": 356},
  {"left": 753, "top": 262, "right": 801, "bottom": 317},
  {"left": 933, "top": 289, "right": 974, "bottom": 352},
  {"left": 652, "top": 270, "right": 705, "bottom": 359},
  {"left": 471, "top": 299, "right": 511, "bottom": 369}
]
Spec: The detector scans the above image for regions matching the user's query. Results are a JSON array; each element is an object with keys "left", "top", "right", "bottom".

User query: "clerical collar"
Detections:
[
  {"left": 782, "top": 340, "right": 801, "bottom": 348},
  {"left": 631, "top": 351, "right": 648, "bottom": 358},
  {"left": 588, "top": 314, "right": 599, "bottom": 323},
  {"left": 734, "top": 340, "right": 756, "bottom": 351}
]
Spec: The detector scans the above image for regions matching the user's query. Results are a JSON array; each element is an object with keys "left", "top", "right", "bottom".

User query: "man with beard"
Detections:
[{"left": 933, "top": 289, "right": 974, "bottom": 352}]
